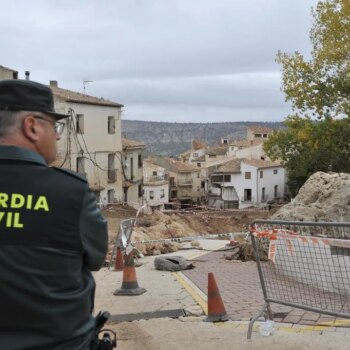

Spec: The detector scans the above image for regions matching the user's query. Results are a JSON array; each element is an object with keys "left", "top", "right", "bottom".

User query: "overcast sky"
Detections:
[{"left": 0, "top": 0, "right": 318, "bottom": 123}]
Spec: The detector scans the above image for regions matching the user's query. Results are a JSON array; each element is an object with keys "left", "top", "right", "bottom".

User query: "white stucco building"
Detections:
[
  {"left": 50, "top": 81, "right": 124, "bottom": 206},
  {"left": 122, "top": 138, "right": 145, "bottom": 209},
  {"left": 208, "top": 158, "right": 285, "bottom": 209},
  {"left": 143, "top": 160, "right": 169, "bottom": 210}
]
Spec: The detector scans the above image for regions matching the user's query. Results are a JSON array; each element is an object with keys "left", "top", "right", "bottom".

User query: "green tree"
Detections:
[
  {"left": 276, "top": 0, "right": 350, "bottom": 118},
  {"left": 265, "top": 0, "right": 350, "bottom": 196}
]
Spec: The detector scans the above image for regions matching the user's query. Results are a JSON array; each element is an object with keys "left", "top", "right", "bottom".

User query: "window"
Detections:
[
  {"left": 171, "top": 190, "right": 177, "bottom": 198},
  {"left": 197, "top": 163, "right": 201, "bottom": 168},
  {"left": 245, "top": 172, "right": 251, "bottom": 179},
  {"left": 273, "top": 169, "right": 278, "bottom": 174},
  {"left": 262, "top": 187, "right": 266, "bottom": 201},
  {"left": 130, "top": 157, "right": 134, "bottom": 179},
  {"left": 138, "top": 184, "right": 143, "bottom": 197},
  {"left": 76, "top": 157, "right": 85, "bottom": 177},
  {"left": 222, "top": 139, "right": 228, "bottom": 144},
  {"left": 260, "top": 171, "right": 263, "bottom": 179},
  {"left": 193, "top": 153, "right": 198, "bottom": 157},
  {"left": 76, "top": 114, "right": 84, "bottom": 134},
  {"left": 108, "top": 153, "right": 116, "bottom": 182},
  {"left": 108, "top": 116, "right": 115, "bottom": 134},
  {"left": 224, "top": 175, "right": 231, "bottom": 182},
  {"left": 254, "top": 133, "right": 262, "bottom": 138},
  {"left": 263, "top": 133, "right": 268, "bottom": 138},
  {"left": 244, "top": 189, "right": 252, "bottom": 201},
  {"left": 211, "top": 175, "right": 231, "bottom": 183},
  {"left": 108, "top": 189, "right": 115, "bottom": 204},
  {"left": 149, "top": 191, "right": 154, "bottom": 200},
  {"left": 138, "top": 154, "right": 142, "bottom": 168},
  {"left": 152, "top": 171, "right": 157, "bottom": 176},
  {"left": 160, "top": 189, "right": 165, "bottom": 198},
  {"left": 169, "top": 177, "right": 175, "bottom": 186},
  {"left": 274, "top": 185, "right": 278, "bottom": 198}
]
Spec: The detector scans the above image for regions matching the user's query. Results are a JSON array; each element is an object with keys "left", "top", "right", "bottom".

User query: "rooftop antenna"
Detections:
[{"left": 83, "top": 79, "right": 93, "bottom": 94}]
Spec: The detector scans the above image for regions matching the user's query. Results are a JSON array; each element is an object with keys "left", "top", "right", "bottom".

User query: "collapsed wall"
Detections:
[{"left": 272, "top": 172, "right": 350, "bottom": 222}]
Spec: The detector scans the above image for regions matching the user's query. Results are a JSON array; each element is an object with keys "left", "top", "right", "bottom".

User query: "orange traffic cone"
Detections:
[
  {"left": 206, "top": 272, "right": 229, "bottom": 322},
  {"left": 114, "top": 247, "right": 124, "bottom": 271},
  {"left": 113, "top": 252, "right": 146, "bottom": 296}
]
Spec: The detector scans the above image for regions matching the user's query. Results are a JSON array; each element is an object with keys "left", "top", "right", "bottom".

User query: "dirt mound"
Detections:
[{"left": 273, "top": 172, "right": 350, "bottom": 222}]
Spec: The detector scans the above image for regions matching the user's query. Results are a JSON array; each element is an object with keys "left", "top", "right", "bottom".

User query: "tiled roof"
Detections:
[
  {"left": 50, "top": 85, "right": 123, "bottom": 107},
  {"left": 207, "top": 146, "right": 228, "bottom": 156},
  {"left": 243, "top": 159, "right": 282, "bottom": 169},
  {"left": 215, "top": 158, "right": 242, "bottom": 173},
  {"left": 122, "top": 138, "right": 145, "bottom": 149},
  {"left": 247, "top": 125, "right": 274, "bottom": 134},
  {"left": 0, "top": 64, "right": 18, "bottom": 73},
  {"left": 171, "top": 159, "right": 199, "bottom": 172},
  {"left": 147, "top": 156, "right": 199, "bottom": 173},
  {"left": 192, "top": 139, "right": 206, "bottom": 150}
]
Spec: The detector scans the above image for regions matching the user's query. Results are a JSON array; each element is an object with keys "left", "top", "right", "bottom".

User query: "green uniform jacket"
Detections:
[{"left": 0, "top": 146, "right": 108, "bottom": 350}]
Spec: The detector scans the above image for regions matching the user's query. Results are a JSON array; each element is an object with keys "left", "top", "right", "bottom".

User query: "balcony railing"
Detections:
[
  {"left": 178, "top": 179, "right": 193, "bottom": 186},
  {"left": 144, "top": 176, "right": 166, "bottom": 182}
]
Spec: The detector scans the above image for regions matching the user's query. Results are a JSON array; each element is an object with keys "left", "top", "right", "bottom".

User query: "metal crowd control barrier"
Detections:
[{"left": 247, "top": 220, "right": 350, "bottom": 339}]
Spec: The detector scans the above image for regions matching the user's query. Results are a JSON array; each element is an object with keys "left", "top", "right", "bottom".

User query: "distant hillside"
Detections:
[{"left": 121, "top": 120, "right": 284, "bottom": 156}]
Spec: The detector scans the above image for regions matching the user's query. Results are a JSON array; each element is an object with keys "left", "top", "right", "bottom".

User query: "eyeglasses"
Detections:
[{"left": 33, "top": 116, "right": 65, "bottom": 135}]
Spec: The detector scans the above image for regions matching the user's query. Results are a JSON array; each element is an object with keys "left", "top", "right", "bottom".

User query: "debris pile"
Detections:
[
  {"left": 224, "top": 241, "right": 268, "bottom": 262},
  {"left": 272, "top": 172, "right": 350, "bottom": 222}
]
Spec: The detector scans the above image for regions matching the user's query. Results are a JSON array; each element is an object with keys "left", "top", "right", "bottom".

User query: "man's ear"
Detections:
[{"left": 22, "top": 116, "right": 40, "bottom": 142}]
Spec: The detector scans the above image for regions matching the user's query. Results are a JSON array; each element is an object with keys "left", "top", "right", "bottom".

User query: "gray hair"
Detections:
[{"left": 0, "top": 110, "right": 25, "bottom": 138}]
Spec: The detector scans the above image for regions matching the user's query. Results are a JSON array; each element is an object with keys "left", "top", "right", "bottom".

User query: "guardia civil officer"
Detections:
[{"left": 0, "top": 79, "right": 108, "bottom": 349}]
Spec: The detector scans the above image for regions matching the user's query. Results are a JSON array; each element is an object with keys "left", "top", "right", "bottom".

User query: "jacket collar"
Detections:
[{"left": 0, "top": 145, "right": 47, "bottom": 166}]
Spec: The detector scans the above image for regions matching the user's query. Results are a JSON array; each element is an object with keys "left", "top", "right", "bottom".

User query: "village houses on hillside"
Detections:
[
  {"left": 1, "top": 64, "right": 285, "bottom": 210},
  {"left": 146, "top": 156, "right": 203, "bottom": 208}
]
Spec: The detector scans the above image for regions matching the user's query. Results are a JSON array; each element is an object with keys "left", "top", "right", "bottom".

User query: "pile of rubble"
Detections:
[{"left": 272, "top": 172, "right": 350, "bottom": 222}]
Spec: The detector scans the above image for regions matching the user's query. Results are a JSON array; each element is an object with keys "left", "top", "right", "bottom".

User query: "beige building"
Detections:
[
  {"left": 247, "top": 125, "right": 273, "bottom": 142},
  {"left": 50, "top": 81, "right": 124, "bottom": 206},
  {"left": 143, "top": 160, "right": 169, "bottom": 210},
  {"left": 147, "top": 156, "right": 203, "bottom": 207},
  {"left": 122, "top": 138, "right": 145, "bottom": 209},
  {"left": 0, "top": 65, "right": 18, "bottom": 80}
]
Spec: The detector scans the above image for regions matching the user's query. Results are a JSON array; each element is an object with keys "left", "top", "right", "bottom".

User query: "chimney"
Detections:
[
  {"left": 50, "top": 80, "right": 58, "bottom": 88},
  {"left": 25, "top": 71, "right": 30, "bottom": 80}
]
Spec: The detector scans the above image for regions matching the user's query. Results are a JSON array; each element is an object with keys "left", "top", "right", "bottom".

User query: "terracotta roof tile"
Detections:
[
  {"left": 50, "top": 85, "right": 123, "bottom": 107},
  {"left": 207, "top": 146, "right": 228, "bottom": 156},
  {"left": 215, "top": 158, "right": 242, "bottom": 173},
  {"left": 243, "top": 159, "right": 282, "bottom": 169},
  {"left": 247, "top": 125, "right": 274, "bottom": 134},
  {"left": 192, "top": 139, "right": 206, "bottom": 150},
  {"left": 122, "top": 138, "right": 145, "bottom": 149}
]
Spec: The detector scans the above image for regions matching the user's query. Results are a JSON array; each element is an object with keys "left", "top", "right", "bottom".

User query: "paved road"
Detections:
[{"left": 182, "top": 249, "right": 348, "bottom": 326}]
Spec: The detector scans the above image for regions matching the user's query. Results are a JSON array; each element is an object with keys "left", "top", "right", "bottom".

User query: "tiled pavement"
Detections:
[{"left": 181, "top": 250, "right": 348, "bottom": 326}]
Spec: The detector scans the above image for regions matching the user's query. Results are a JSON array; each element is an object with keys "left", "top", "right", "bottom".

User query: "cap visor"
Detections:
[{"left": 46, "top": 111, "right": 69, "bottom": 120}]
